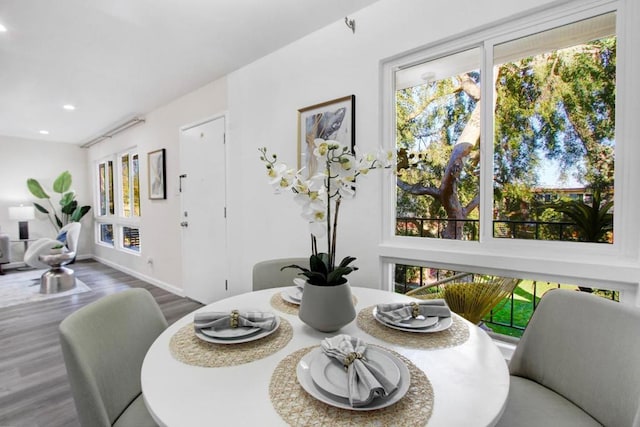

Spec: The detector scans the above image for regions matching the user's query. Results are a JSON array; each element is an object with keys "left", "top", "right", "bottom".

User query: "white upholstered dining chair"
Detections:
[
  {"left": 59, "top": 288, "right": 167, "bottom": 427},
  {"left": 496, "top": 289, "right": 640, "bottom": 427},
  {"left": 252, "top": 257, "right": 309, "bottom": 291}
]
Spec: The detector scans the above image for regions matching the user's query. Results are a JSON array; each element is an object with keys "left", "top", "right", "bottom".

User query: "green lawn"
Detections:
[{"left": 484, "top": 281, "right": 618, "bottom": 337}]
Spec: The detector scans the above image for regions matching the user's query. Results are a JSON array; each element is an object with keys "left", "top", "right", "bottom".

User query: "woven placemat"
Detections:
[
  {"left": 169, "top": 318, "right": 293, "bottom": 367},
  {"left": 270, "top": 346, "right": 433, "bottom": 426},
  {"left": 270, "top": 292, "right": 359, "bottom": 315},
  {"left": 270, "top": 292, "right": 301, "bottom": 315},
  {"left": 356, "top": 306, "right": 470, "bottom": 350}
]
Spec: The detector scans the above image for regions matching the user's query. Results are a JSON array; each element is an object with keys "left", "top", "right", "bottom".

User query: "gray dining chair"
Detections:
[
  {"left": 59, "top": 288, "right": 167, "bottom": 427},
  {"left": 252, "top": 257, "right": 309, "bottom": 291},
  {"left": 496, "top": 289, "right": 640, "bottom": 427}
]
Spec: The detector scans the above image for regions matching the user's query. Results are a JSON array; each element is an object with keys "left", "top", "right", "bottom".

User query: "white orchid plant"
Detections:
[{"left": 259, "top": 138, "right": 394, "bottom": 286}]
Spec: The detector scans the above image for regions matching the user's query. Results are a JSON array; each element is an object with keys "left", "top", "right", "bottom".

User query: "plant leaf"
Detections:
[
  {"left": 27, "top": 179, "right": 49, "bottom": 199},
  {"left": 53, "top": 171, "right": 72, "bottom": 194},
  {"left": 33, "top": 202, "right": 49, "bottom": 214},
  {"left": 61, "top": 200, "right": 78, "bottom": 215},
  {"left": 60, "top": 192, "right": 75, "bottom": 208},
  {"left": 280, "top": 264, "right": 309, "bottom": 273},
  {"left": 338, "top": 256, "right": 357, "bottom": 268},
  {"left": 71, "top": 205, "right": 91, "bottom": 222},
  {"left": 54, "top": 215, "right": 63, "bottom": 228}
]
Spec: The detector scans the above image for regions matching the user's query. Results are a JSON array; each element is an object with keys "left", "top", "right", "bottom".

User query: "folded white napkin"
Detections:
[
  {"left": 193, "top": 310, "right": 276, "bottom": 331},
  {"left": 320, "top": 334, "right": 398, "bottom": 407},
  {"left": 376, "top": 299, "right": 451, "bottom": 323}
]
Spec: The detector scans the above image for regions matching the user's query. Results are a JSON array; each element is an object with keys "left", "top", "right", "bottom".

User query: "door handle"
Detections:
[{"left": 180, "top": 221, "right": 188, "bottom": 227}]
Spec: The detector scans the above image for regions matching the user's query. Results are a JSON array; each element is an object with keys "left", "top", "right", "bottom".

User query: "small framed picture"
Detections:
[
  {"left": 297, "top": 95, "right": 355, "bottom": 177},
  {"left": 148, "top": 148, "right": 166, "bottom": 200}
]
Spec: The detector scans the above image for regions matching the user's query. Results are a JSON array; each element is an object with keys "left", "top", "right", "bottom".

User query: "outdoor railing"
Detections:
[{"left": 396, "top": 217, "right": 579, "bottom": 241}]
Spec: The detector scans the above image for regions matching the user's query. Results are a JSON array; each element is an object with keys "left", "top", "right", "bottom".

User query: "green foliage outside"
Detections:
[
  {"left": 396, "top": 33, "right": 616, "bottom": 242},
  {"left": 485, "top": 281, "right": 619, "bottom": 337}
]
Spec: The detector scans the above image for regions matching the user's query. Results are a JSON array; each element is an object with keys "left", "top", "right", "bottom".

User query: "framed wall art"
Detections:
[
  {"left": 148, "top": 148, "right": 166, "bottom": 200},
  {"left": 297, "top": 94, "right": 355, "bottom": 177}
]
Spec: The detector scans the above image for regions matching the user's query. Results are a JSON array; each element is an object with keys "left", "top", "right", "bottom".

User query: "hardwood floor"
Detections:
[{"left": 0, "top": 260, "right": 203, "bottom": 427}]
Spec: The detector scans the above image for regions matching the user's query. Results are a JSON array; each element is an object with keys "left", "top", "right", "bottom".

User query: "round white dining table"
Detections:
[{"left": 141, "top": 287, "right": 509, "bottom": 426}]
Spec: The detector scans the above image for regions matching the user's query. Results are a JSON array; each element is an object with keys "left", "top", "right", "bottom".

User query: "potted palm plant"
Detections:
[{"left": 27, "top": 171, "right": 91, "bottom": 232}]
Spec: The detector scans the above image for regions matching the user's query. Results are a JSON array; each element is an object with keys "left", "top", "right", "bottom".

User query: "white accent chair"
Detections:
[
  {"left": 496, "top": 289, "right": 640, "bottom": 427},
  {"left": 59, "top": 288, "right": 166, "bottom": 427},
  {"left": 24, "top": 222, "right": 81, "bottom": 269},
  {"left": 252, "top": 257, "right": 309, "bottom": 291}
]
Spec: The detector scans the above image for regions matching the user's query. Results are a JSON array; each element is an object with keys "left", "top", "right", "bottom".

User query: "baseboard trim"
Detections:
[{"left": 91, "top": 255, "right": 186, "bottom": 297}]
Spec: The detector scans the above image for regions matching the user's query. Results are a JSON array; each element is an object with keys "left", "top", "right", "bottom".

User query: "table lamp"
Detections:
[{"left": 9, "top": 205, "right": 35, "bottom": 240}]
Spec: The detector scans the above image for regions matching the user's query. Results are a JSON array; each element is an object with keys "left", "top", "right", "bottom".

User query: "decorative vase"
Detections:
[{"left": 298, "top": 281, "right": 356, "bottom": 332}]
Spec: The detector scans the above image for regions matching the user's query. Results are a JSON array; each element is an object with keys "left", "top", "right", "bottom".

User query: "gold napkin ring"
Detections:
[
  {"left": 410, "top": 302, "right": 420, "bottom": 318},
  {"left": 343, "top": 352, "right": 365, "bottom": 370},
  {"left": 230, "top": 310, "right": 240, "bottom": 328}
]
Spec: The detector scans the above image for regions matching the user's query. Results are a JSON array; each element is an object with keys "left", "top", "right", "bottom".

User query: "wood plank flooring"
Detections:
[{"left": 0, "top": 260, "right": 203, "bottom": 427}]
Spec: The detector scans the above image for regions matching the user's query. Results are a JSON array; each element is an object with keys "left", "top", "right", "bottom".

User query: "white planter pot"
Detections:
[{"left": 298, "top": 281, "right": 356, "bottom": 332}]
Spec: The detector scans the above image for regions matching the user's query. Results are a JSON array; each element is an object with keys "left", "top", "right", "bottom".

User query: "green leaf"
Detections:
[
  {"left": 53, "top": 171, "right": 72, "bottom": 194},
  {"left": 280, "top": 264, "right": 309, "bottom": 273},
  {"left": 71, "top": 205, "right": 91, "bottom": 222},
  {"left": 60, "top": 191, "right": 75, "bottom": 207},
  {"left": 54, "top": 215, "right": 63, "bottom": 228},
  {"left": 61, "top": 200, "right": 78, "bottom": 215},
  {"left": 33, "top": 202, "right": 49, "bottom": 214},
  {"left": 27, "top": 179, "right": 49, "bottom": 199},
  {"left": 338, "top": 256, "right": 357, "bottom": 268}
]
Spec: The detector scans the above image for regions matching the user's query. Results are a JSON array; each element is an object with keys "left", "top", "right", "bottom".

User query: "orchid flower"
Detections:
[{"left": 259, "top": 141, "right": 394, "bottom": 281}]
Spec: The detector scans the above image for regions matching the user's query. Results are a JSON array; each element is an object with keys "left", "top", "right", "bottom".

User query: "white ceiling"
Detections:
[{"left": 0, "top": 0, "right": 378, "bottom": 145}]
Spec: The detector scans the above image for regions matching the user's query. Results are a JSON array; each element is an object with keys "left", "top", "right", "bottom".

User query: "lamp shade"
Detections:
[{"left": 9, "top": 205, "right": 35, "bottom": 221}]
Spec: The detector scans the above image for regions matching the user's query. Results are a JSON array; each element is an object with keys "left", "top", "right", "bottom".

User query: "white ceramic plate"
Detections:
[
  {"left": 280, "top": 290, "right": 301, "bottom": 305},
  {"left": 293, "top": 278, "right": 306, "bottom": 289},
  {"left": 285, "top": 286, "right": 303, "bottom": 301},
  {"left": 309, "top": 346, "right": 401, "bottom": 399},
  {"left": 383, "top": 315, "right": 439, "bottom": 329},
  {"left": 199, "top": 326, "right": 261, "bottom": 339},
  {"left": 372, "top": 307, "right": 453, "bottom": 333},
  {"left": 194, "top": 316, "right": 280, "bottom": 345},
  {"left": 297, "top": 347, "right": 410, "bottom": 411}
]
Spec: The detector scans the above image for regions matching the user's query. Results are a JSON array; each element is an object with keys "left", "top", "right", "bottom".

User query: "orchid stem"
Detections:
[{"left": 331, "top": 198, "right": 341, "bottom": 270}]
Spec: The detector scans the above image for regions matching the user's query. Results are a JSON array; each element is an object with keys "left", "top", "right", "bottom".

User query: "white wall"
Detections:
[
  {"left": 87, "top": 77, "right": 227, "bottom": 294},
  {"left": 0, "top": 136, "right": 91, "bottom": 261},
  {"left": 226, "top": 0, "right": 560, "bottom": 294}
]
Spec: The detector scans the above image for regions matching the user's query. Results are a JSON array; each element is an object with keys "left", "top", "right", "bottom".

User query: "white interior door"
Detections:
[{"left": 180, "top": 116, "right": 227, "bottom": 303}]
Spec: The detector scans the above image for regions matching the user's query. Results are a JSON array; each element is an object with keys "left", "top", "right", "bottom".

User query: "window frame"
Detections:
[
  {"left": 94, "top": 147, "right": 142, "bottom": 255},
  {"left": 379, "top": 0, "right": 638, "bottom": 302}
]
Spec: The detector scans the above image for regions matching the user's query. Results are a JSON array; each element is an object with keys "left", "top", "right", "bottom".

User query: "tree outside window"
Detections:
[{"left": 395, "top": 13, "right": 615, "bottom": 244}]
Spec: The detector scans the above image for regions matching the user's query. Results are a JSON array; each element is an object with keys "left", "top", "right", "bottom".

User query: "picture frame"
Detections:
[
  {"left": 297, "top": 95, "right": 355, "bottom": 177},
  {"left": 148, "top": 148, "right": 166, "bottom": 200}
]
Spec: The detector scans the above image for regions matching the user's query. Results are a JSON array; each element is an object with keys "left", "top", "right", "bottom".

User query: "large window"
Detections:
[
  {"left": 393, "top": 11, "right": 615, "bottom": 244},
  {"left": 95, "top": 148, "right": 141, "bottom": 253},
  {"left": 492, "top": 14, "right": 615, "bottom": 244},
  {"left": 97, "top": 160, "right": 114, "bottom": 217},
  {"left": 380, "top": 0, "right": 636, "bottom": 302},
  {"left": 396, "top": 48, "right": 481, "bottom": 240},
  {"left": 120, "top": 152, "right": 141, "bottom": 218}
]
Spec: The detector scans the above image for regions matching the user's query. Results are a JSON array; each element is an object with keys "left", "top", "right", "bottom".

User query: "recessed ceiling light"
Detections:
[
  {"left": 0, "top": 24, "right": 7, "bottom": 33},
  {"left": 39, "top": 130, "right": 49, "bottom": 135},
  {"left": 63, "top": 104, "right": 76, "bottom": 111}
]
